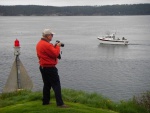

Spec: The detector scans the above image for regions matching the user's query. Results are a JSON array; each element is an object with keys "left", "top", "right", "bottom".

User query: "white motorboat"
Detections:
[{"left": 97, "top": 33, "right": 129, "bottom": 45}]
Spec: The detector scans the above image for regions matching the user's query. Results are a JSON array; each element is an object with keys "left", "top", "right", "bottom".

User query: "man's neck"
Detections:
[{"left": 41, "top": 37, "right": 50, "bottom": 42}]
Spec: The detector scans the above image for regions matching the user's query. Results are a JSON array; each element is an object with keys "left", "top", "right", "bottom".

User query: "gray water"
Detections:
[{"left": 0, "top": 16, "right": 150, "bottom": 101}]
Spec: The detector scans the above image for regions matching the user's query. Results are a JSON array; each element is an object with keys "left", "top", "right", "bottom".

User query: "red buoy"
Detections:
[{"left": 14, "top": 39, "right": 20, "bottom": 47}]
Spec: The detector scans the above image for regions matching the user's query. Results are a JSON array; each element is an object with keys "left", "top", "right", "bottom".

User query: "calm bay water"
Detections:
[{"left": 0, "top": 16, "right": 150, "bottom": 101}]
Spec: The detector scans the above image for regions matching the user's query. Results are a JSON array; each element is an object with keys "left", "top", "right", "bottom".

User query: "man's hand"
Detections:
[{"left": 56, "top": 42, "right": 61, "bottom": 47}]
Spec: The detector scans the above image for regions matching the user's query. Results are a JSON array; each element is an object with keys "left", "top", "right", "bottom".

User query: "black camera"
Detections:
[{"left": 56, "top": 40, "right": 64, "bottom": 47}]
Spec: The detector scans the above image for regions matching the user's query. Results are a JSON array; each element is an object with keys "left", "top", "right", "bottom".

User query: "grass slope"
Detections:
[
  {"left": 0, "top": 89, "right": 149, "bottom": 113},
  {"left": 0, "top": 100, "right": 117, "bottom": 113}
]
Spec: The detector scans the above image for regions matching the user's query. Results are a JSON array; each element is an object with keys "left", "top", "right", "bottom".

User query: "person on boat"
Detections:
[
  {"left": 36, "top": 29, "right": 68, "bottom": 108},
  {"left": 122, "top": 37, "right": 125, "bottom": 40},
  {"left": 112, "top": 34, "right": 115, "bottom": 39}
]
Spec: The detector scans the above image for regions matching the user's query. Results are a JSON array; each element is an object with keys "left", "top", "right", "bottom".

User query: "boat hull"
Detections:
[{"left": 98, "top": 38, "right": 129, "bottom": 45}]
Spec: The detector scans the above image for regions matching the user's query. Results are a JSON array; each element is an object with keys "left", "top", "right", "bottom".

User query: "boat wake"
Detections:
[{"left": 129, "top": 43, "right": 150, "bottom": 46}]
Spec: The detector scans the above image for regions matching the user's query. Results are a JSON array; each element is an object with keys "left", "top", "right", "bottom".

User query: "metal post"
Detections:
[{"left": 16, "top": 55, "right": 21, "bottom": 89}]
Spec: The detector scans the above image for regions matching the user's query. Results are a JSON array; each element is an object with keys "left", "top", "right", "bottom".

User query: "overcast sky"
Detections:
[{"left": 0, "top": 0, "right": 150, "bottom": 6}]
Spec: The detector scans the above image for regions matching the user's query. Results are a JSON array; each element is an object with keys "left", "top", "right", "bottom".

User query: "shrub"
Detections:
[{"left": 134, "top": 91, "right": 150, "bottom": 112}]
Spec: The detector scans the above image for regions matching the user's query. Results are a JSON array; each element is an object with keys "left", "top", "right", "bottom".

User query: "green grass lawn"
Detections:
[
  {"left": 0, "top": 89, "right": 149, "bottom": 113},
  {"left": 0, "top": 100, "right": 117, "bottom": 113}
]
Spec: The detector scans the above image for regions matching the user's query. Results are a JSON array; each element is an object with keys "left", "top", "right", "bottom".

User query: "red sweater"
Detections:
[{"left": 36, "top": 38, "right": 60, "bottom": 67}]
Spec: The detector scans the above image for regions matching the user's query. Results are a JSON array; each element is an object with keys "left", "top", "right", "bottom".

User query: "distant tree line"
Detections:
[{"left": 0, "top": 4, "right": 150, "bottom": 16}]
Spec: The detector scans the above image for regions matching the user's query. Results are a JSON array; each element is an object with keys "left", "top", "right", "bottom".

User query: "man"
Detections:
[{"left": 36, "top": 29, "right": 67, "bottom": 108}]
